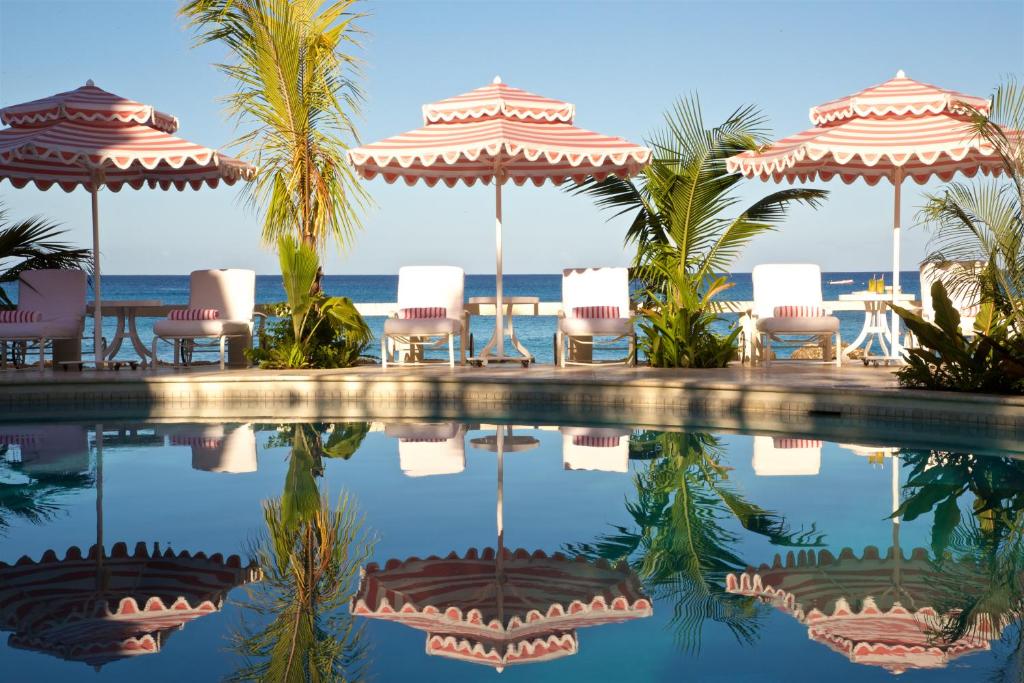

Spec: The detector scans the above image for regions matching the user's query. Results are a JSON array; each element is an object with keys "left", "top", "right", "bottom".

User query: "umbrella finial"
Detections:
[
  {"left": 86, "top": 79, "right": 95, "bottom": 87},
  {"left": 895, "top": 69, "right": 906, "bottom": 79},
  {"left": 492, "top": 75, "right": 502, "bottom": 85}
]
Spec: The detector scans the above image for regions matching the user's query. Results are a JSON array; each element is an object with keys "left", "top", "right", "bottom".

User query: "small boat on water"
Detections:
[{"left": 828, "top": 278, "right": 854, "bottom": 285}]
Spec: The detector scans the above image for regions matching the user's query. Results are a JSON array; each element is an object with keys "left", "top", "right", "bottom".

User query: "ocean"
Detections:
[{"left": 3, "top": 272, "right": 919, "bottom": 365}]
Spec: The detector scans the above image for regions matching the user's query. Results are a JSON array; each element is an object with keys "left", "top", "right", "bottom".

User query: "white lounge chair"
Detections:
[
  {"left": 561, "top": 426, "right": 630, "bottom": 473},
  {"left": 385, "top": 422, "right": 466, "bottom": 477},
  {"left": 556, "top": 267, "right": 636, "bottom": 367},
  {"left": 0, "top": 269, "right": 87, "bottom": 373},
  {"left": 163, "top": 423, "right": 258, "bottom": 473},
  {"left": 152, "top": 269, "right": 256, "bottom": 370},
  {"left": 381, "top": 266, "right": 467, "bottom": 368},
  {"left": 752, "top": 435, "right": 822, "bottom": 476},
  {"left": 744, "top": 264, "right": 841, "bottom": 367},
  {"left": 919, "top": 261, "right": 984, "bottom": 335}
]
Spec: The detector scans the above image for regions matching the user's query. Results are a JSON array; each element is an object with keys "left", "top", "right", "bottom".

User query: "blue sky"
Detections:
[{"left": 1, "top": 0, "right": 1022, "bottom": 275}]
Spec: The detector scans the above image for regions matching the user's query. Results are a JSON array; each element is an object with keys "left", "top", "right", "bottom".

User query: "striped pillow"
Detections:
[
  {"left": 168, "top": 308, "right": 220, "bottom": 321},
  {"left": 400, "top": 437, "right": 448, "bottom": 443},
  {"left": 772, "top": 438, "right": 823, "bottom": 449},
  {"left": 572, "top": 435, "right": 620, "bottom": 448},
  {"left": 400, "top": 307, "right": 446, "bottom": 319},
  {"left": 170, "top": 436, "right": 224, "bottom": 448},
  {"left": 0, "top": 310, "right": 42, "bottom": 323},
  {"left": 572, "top": 306, "right": 621, "bottom": 319},
  {"left": 773, "top": 305, "right": 827, "bottom": 318}
]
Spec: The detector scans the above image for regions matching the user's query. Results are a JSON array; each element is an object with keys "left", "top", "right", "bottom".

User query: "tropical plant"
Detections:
[
  {"left": 249, "top": 236, "right": 372, "bottom": 368},
  {"left": 181, "top": 0, "right": 369, "bottom": 253},
  {"left": 0, "top": 202, "right": 91, "bottom": 306},
  {"left": 567, "top": 430, "right": 824, "bottom": 651},
  {"left": 571, "top": 96, "right": 827, "bottom": 367},
  {"left": 918, "top": 78, "right": 1024, "bottom": 333},
  {"left": 230, "top": 492, "right": 375, "bottom": 682},
  {"left": 891, "top": 280, "right": 1024, "bottom": 394}
]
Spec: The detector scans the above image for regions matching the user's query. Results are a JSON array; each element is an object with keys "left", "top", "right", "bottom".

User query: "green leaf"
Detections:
[{"left": 930, "top": 495, "right": 962, "bottom": 557}]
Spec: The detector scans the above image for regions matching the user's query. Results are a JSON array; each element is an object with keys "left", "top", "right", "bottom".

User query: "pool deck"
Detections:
[{"left": 1, "top": 362, "right": 1022, "bottom": 453}]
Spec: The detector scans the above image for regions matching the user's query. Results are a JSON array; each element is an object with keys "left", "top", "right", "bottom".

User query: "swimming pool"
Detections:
[{"left": 1, "top": 419, "right": 1020, "bottom": 681}]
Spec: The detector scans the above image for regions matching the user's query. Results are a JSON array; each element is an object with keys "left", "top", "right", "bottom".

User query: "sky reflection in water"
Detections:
[{"left": 0, "top": 420, "right": 1021, "bottom": 682}]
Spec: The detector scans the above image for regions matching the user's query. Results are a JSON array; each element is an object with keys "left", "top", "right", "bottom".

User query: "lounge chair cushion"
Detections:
[
  {"left": 153, "top": 318, "right": 252, "bottom": 338},
  {"left": 384, "top": 317, "right": 461, "bottom": 336},
  {"left": 401, "top": 307, "right": 446, "bottom": 319},
  {"left": 0, "top": 310, "right": 42, "bottom": 323},
  {"left": 559, "top": 316, "right": 633, "bottom": 336},
  {"left": 756, "top": 315, "right": 839, "bottom": 334},
  {"left": 0, "top": 316, "right": 83, "bottom": 340},
  {"left": 773, "top": 305, "right": 827, "bottom": 318},
  {"left": 169, "top": 308, "right": 221, "bottom": 320},
  {"left": 572, "top": 306, "right": 620, "bottom": 319}
]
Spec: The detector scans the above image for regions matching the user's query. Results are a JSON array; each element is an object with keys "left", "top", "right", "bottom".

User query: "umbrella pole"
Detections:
[
  {"left": 494, "top": 174, "right": 505, "bottom": 361},
  {"left": 91, "top": 187, "right": 104, "bottom": 369},
  {"left": 891, "top": 169, "right": 903, "bottom": 360}
]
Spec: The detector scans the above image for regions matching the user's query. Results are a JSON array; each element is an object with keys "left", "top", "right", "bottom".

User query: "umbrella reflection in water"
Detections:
[{"left": 357, "top": 424, "right": 653, "bottom": 670}]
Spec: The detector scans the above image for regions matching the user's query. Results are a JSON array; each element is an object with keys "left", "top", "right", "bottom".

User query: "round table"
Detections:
[
  {"left": 839, "top": 291, "right": 915, "bottom": 365},
  {"left": 468, "top": 296, "right": 539, "bottom": 365},
  {"left": 88, "top": 299, "right": 161, "bottom": 367}
]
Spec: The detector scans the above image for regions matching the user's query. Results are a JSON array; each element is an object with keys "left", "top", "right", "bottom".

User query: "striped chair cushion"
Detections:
[
  {"left": 168, "top": 308, "right": 220, "bottom": 321},
  {"left": 0, "top": 310, "right": 42, "bottom": 323},
  {"left": 772, "top": 438, "right": 823, "bottom": 449},
  {"left": 170, "top": 436, "right": 224, "bottom": 448},
  {"left": 572, "top": 435, "right": 620, "bottom": 448},
  {"left": 399, "top": 437, "right": 449, "bottom": 443},
  {"left": 773, "top": 305, "right": 827, "bottom": 318},
  {"left": 0, "top": 434, "right": 40, "bottom": 447},
  {"left": 400, "top": 307, "right": 447, "bottom": 319},
  {"left": 572, "top": 306, "right": 621, "bottom": 319}
]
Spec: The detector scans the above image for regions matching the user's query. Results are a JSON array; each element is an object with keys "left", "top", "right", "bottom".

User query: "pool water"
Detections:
[{"left": 1, "top": 420, "right": 1021, "bottom": 682}]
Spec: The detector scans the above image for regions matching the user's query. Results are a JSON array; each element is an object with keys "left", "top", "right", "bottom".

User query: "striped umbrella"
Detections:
[
  {"left": 725, "top": 546, "right": 999, "bottom": 674},
  {"left": 348, "top": 78, "right": 650, "bottom": 363},
  {"left": 0, "top": 81, "right": 255, "bottom": 367},
  {"left": 726, "top": 71, "right": 1005, "bottom": 360},
  {"left": 0, "top": 541, "right": 259, "bottom": 668},
  {"left": 351, "top": 547, "right": 652, "bottom": 671}
]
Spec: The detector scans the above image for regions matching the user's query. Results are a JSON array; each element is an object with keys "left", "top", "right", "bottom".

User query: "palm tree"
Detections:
[
  {"left": 572, "top": 96, "right": 828, "bottom": 297},
  {"left": 181, "top": 0, "right": 369, "bottom": 253},
  {"left": 567, "top": 430, "right": 825, "bottom": 651},
  {"left": 919, "top": 78, "right": 1024, "bottom": 331},
  {"left": 0, "top": 202, "right": 91, "bottom": 306}
]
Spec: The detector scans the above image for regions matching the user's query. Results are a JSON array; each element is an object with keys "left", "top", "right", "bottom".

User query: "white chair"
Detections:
[
  {"left": 152, "top": 269, "right": 256, "bottom": 370},
  {"left": 561, "top": 426, "right": 630, "bottom": 473},
  {"left": 0, "top": 424, "right": 89, "bottom": 474},
  {"left": 163, "top": 423, "right": 258, "bottom": 474},
  {"left": 385, "top": 422, "right": 466, "bottom": 477},
  {"left": 381, "top": 266, "right": 467, "bottom": 368},
  {"left": 745, "top": 264, "right": 841, "bottom": 367},
  {"left": 0, "top": 270, "right": 87, "bottom": 373},
  {"left": 752, "top": 435, "right": 822, "bottom": 476},
  {"left": 919, "top": 261, "right": 984, "bottom": 335},
  {"left": 556, "top": 267, "right": 636, "bottom": 367}
]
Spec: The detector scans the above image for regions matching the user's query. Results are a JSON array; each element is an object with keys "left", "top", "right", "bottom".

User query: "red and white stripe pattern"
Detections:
[
  {"left": 572, "top": 435, "right": 621, "bottom": 448},
  {"left": 0, "top": 434, "right": 40, "bottom": 447},
  {"left": 351, "top": 547, "right": 652, "bottom": 666},
  {"left": 572, "top": 306, "right": 621, "bottom": 319},
  {"left": 426, "top": 632, "right": 578, "bottom": 669},
  {"left": 348, "top": 80, "right": 650, "bottom": 187},
  {"left": 773, "top": 438, "right": 823, "bottom": 449},
  {"left": 725, "top": 546, "right": 1000, "bottom": 673},
  {"left": 0, "top": 309, "right": 42, "bottom": 323},
  {"left": 0, "top": 542, "right": 260, "bottom": 667},
  {"left": 400, "top": 307, "right": 447, "bottom": 319},
  {"left": 726, "top": 72, "right": 1010, "bottom": 186},
  {"left": 809, "top": 72, "right": 990, "bottom": 126},
  {"left": 773, "top": 305, "right": 827, "bottom": 318},
  {"left": 0, "top": 82, "right": 255, "bottom": 192},
  {"left": 0, "top": 82, "right": 179, "bottom": 133},
  {"left": 169, "top": 436, "right": 224, "bottom": 449},
  {"left": 168, "top": 308, "right": 220, "bottom": 321}
]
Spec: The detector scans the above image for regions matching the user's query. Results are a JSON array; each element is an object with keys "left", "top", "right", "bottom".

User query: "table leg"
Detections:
[
  {"left": 842, "top": 309, "right": 874, "bottom": 357},
  {"left": 506, "top": 303, "right": 534, "bottom": 360},
  {"left": 103, "top": 308, "right": 128, "bottom": 360},
  {"left": 127, "top": 308, "right": 155, "bottom": 366}
]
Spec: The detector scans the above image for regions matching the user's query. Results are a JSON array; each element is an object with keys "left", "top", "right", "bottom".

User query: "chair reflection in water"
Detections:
[
  {"left": 561, "top": 426, "right": 631, "bottom": 473},
  {"left": 0, "top": 424, "right": 90, "bottom": 474},
  {"left": 385, "top": 422, "right": 467, "bottom": 477},
  {"left": 161, "top": 423, "right": 258, "bottom": 473},
  {"left": 752, "top": 435, "right": 822, "bottom": 476}
]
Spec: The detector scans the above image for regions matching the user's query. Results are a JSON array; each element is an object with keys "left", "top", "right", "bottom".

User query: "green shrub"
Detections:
[{"left": 891, "top": 280, "right": 1024, "bottom": 394}]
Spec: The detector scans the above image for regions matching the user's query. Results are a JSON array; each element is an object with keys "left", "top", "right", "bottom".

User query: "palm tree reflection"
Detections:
[
  {"left": 569, "top": 430, "right": 823, "bottom": 650},
  {"left": 231, "top": 422, "right": 375, "bottom": 682}
]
